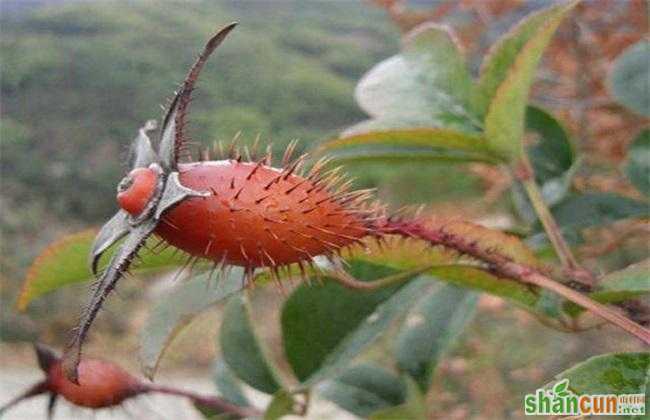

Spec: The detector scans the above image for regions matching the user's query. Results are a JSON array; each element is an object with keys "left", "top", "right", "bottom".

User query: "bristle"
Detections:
[
  {"left": 246, "top": 159, "right": 265, "bottom": 180},
  {"left": 285, "top": 179, "right": 307, "bottom": 195},
  {"left": 282, "top": 140, "right": 299, "bottom": 166}
]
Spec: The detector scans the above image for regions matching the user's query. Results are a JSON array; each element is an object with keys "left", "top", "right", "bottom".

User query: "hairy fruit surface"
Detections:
[{"left": 154, "top": 159, "right": 374, "bottom": 268}]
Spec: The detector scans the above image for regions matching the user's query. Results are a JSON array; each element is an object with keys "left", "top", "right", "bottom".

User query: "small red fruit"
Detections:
[
  {"left": 116, "top": 167, "right": 158, "bottom": 216},
  {"left": 47, "top": 358, "right": 141, "bottom": 408},
  {"left": 0, "top": 344, "right": 258, "bottom": 418}
]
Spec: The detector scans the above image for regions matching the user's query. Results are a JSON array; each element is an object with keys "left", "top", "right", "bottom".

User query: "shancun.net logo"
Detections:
[{"left": 524, "top": 379, "right": 646, "bottom": 416}]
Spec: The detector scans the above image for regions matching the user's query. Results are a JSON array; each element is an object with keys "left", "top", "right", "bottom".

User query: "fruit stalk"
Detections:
[{"left": 379, "top": 219, "right": 650, "bottom": 345}]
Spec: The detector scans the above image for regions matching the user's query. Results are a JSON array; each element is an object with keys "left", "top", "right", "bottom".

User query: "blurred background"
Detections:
[{"left": 1, "top": 0, "right": 647, "bottom": 419}]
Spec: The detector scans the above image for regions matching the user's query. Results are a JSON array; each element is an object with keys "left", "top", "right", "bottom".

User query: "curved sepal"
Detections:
[
  {"left": 131, "top": 119, "right": 160, "bottom": 169},
  {"left": 154, "top": 171, "right": 209, "bottom": 219},
  {"left": 158, "top": 106, "right": 178, "bottom": 171},
  {"left": 34, "top": 343, "right": 59, "bottom": 372},
  {"left": 90, "top": 210, "right": 131, "bottom": 276},
  {"left": 158, "top": 22, "right": 238, "bottom": 171},
  {"left": 63, "top": 218, "right": 157, "bottom": 383}
]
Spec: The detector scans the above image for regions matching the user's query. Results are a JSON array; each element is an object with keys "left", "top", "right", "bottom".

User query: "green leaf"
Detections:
[
  {"left": 595, "top": 259, "right": 650, "bottom": 300},
  {"left": 283, "top": 269, "right": 430, "bottom": 386},
  {"left": 525, "top": 105, "right": 574, "bottom": 183},
  {"left": 220, "top": 294, "right": 281, "bottom": 395},
  {"left": 369, "top": 377, "right": 427, "bottom": 420},
  {"left": 354, "top": 23, "right": 476, "bottom": 132},
  {"left": 427, "top": 265, "right": 539, "bottom": 310},
  {"left": 193, "top": 403, "right": 238, "bottom": 420},
  {"left": 483, "top": 1, "right": 579, "bottom": 161},
  {"left": 564, "top": 259, "right": 650, "bottom": 316},
  {"left": 194, "top": 362, "right": 251, "bottom": 420},
  {"left": 321, "top": 128, "right": 496, "bottom": 165},
  {"left": 213, "top": 360, "right": 251, "bottom": 408},
  {"left": 319, "top": 364, "right": 406, "bottom": 417},
  {"left": 139, "top": 269, "right": 244, "bottom": 379},
  {"left": 395, "top": 284, "right": 478, "bottom": 390},
  {"left": 554, "top": 352, "right": 650, "bottom": 395},
  {"left": 625, "top": 129, "right": 650, "bottom": 196},
  {"left": 281, "top": 261, "right": 404, "bottom": 383},
  {"left": 354, "top": 239, "right": 544, "bottom": 317},
  {"left": 609, "top": 40, "right": 650, "bottom": 116},
  {"left": 474, "top": 2, "right": 577, "bottom": 116},
  {"left": 263, "top": 390, "right": 296, "bottom": 420},
  {"left": 538, "top": 193, "right": 649, "bottom": 235},
  {"left": 18, "top": 229, "right": 188, "bottom": 310},
  {"left": 512, "top": 106, "right": 578, "bottom": 222}
]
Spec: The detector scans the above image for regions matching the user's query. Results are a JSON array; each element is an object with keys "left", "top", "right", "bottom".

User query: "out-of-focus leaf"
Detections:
[
  {"left": 537, "top": 193, "right": 649, "bottom": 235},
  {"left": 437, "top": 219, "right": 543, "bottom": 268},
  {"left": 428, "top": 265, "right": 539, "bottom": 310},
  {"left": 194, "top": 362, "right": 252, "bottom": 420},
  {"left": 220, "top": 295, "right": 282, "bottom": 395},
  {"left": 483, "top": 1, "right": 579, "bottom": 161},
  {"left": 525, "top": 105, "right": 574, "bottom": 183},
  {"left": 564, "top": 259, "right": 650, "bottom": 316},
  {"left": 341, "top": 117, "right": 442, "bottom": 137},
  {"left": 281, "top": 261, "right": 403, "bottom": 383},
  {"left": 283, "top": 267, "right": 429, "bottom": 386},
  {"left": 213, "top": 360, "right": 251, "bottom": 408},
  {"left": 369, "top": 377, "right": 427, "bottom": 420},
  {"left": 553, "top": 353, "right": 650, "bottom": 395},
  {"left": 17, "top": 229, "right": 188, "bottom": 310},
  {"left": 625, "top": 129, "right": 650, "bottom": 196},
  {"left": 396, "top": 284, "right": 477, "bottom": 390},
  {"left": 609, "top": 40, "right": 650, "bottom": 116},
  {"left": 319, "top": 364, "right": 406, "bottom": 417},
  {"left": 473, "top": 2, "right": 577, "bottom": 116},
  {"left": 354, "top": 23, "right": 477, "bottom": 132},
  {"left": 512, "top": 106, "right": 577, "bottom": 223},
  {"left": 350, "top": 240, "right": 542, "bottom": 316},
  {"left": 263, "top": 390, "right": 295, "bottom": 420},
  {"left": 193, "top": 402, "right": 240, "bottom": 420},
  {"left": 321, "top": 128, "right": 496, "bottom": 164},
  {"left": 139, "top": 269, "right": 244, "bottom": 379}
]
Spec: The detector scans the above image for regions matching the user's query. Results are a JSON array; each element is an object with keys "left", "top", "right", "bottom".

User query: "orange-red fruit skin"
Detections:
[
  {"left": 154, "top": 160, "right": 368, "bottom": 267},
  {"left": 117, "top": 168, "right": 158, "bottom": 216},
  {"left": 48, "top": 359, "right": 140, "bottom": 408}
]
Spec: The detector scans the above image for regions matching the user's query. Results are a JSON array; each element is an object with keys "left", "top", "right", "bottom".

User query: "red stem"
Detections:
[
  {"left": 144, "top": 383, "right": 261, "bottom": 418},
  {"left": 0, "top": 380, "right": 49, "bottom": 416},
  {"left": 379, "top": 219, "right": 650, "bottom": 345}
]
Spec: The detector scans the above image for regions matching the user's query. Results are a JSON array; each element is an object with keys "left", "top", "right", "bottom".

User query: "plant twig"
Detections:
[
  {"left": 515, "top": 157, "right": 595, "bottom": 286},
  {"left": 0, "top": 381, "right": 48, "bottom": 416},
  {"left": 378, "top": 219, "right": 650, "bottom": 345},
  {"left": 146, "top": 384, "right": 262, "bottom": 418}
]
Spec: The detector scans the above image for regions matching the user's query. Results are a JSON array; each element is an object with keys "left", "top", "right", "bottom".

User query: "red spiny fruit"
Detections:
[
  {"left": 116, "top": 155, "right": 378, "bottom": 271},
  {"left": 0, "top": 344, "right": 258, "bottom": 418}
]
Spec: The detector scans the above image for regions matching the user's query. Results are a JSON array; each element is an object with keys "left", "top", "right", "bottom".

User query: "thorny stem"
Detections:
[
  {"left": 376, "top": 220, "right": 650, "bottom": 345},
  {"left": 516, "top": 156, "right": 595, "bottom": 286},
  {"left": 146, "top": 384, "right": 261, "bottom": 418},
  {"left": 0, "top": 381, "right": 49, "bottom": 415}
]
